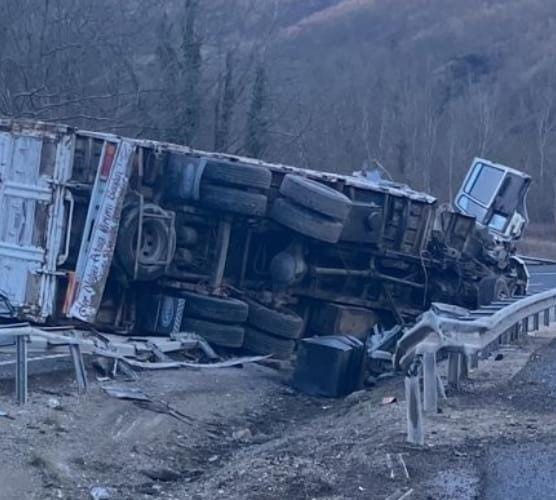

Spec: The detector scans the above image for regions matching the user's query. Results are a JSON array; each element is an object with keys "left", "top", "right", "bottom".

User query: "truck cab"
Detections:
[{"left": 455, "top": 158, "right": 531, "bottom": 241}]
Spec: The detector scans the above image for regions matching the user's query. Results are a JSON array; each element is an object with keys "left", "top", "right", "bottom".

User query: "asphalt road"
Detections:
[
  {"left": 528, "top": 263, "right": 556, "bottom": 293},
  {"left": 481, "top": 263, "right": 556, "bottom": 499},
  {"left": 481, "top": 337, "right": 556, "bottom": 500}
]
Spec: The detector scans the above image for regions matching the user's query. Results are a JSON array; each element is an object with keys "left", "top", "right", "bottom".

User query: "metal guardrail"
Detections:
[
  {"left": 0, "top": 325, "right": 87, "bottom": 404},
  {"left": 517, "top": 254, "right": 556, "bottom": 266},
  {"left": 393, "top": 288, "right": 556, "bottom": 444}
]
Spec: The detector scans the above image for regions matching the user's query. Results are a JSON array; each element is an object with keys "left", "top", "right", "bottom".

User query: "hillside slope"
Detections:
[{"left": 249, "top": 0, "right": 556, "bottom": 222}]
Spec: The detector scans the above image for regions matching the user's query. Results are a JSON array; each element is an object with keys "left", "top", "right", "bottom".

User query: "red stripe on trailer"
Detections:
[{"left": 100, "top": 143, "right": 116, "bottom": 180}]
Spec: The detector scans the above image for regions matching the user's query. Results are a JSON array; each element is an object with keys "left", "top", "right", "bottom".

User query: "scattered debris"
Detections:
[
  {"left": 495, "top": 353, "right": 504, "bottom": 361},
  {"left": 47, "top": 398, "right": 62, "bottom": 410},
  {"left": 102, "top": 386, "right": 150, "bottom": 402},
  {"left": 133, "top": 400, "right": 193, "bottom": 424},
  {"left": 364, "top": 375, "right": 378, "bottom": 387},
  {"left": 0, "top": 409, "right": 14, "bottom": 420},
  {"left": 141, "top": 466, "right": 181, "bottom": 482},
  {"left": 398, "top": 453, "right": 410, "bottom": 480},
  {"left": 29, "top": 450, "right": 72, "bottom": 486},
  {"left": 232, "top": 428, "right": 253, "bottom": 441},
  {"left": 90, "top": 486, "right": 111, "bottom": 500},
  {"left": 386, "top": 452, "right": 410, "bottom": 482},
  {"left": 381, "top": 396, "right": 398, "bottom": 406},
  {"left": 170, "top": 333, "right": 219, "bottom": 360},
  {"left": 386, "top": 453, "right": 395, "bottom": 479},
  {"left": 39, "top": 388, "right": 73, "bottom": 398},
  {"left": 344, "top": 389, "right": 368, "bottom": 405},
  {"left": 386, "top": 488, "right": 414, "bottom": 500}
]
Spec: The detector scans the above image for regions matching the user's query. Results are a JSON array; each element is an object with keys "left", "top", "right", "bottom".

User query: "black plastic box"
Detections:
[{"left": 292, "top": 335, "right": 365, "bottom": 398}]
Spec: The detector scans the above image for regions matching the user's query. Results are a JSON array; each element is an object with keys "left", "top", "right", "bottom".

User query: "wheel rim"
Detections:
[{"left": 138, "top": 221, "right": 165, "bottom": 264}]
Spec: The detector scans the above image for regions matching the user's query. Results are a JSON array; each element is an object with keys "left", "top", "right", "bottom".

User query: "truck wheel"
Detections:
[
  {"left": 176, "top": 226, "right": 198, "bottom": 247},
  {"left": 200, "top": 184, "right": 267, "bottom": 217},
  {"left": 271, "top": 197, "right": 344, "bottom": 243},
  {"left": 181, "top": 317, "right": 245, "bottom": 348},
  {"left": 246, "top": 299, "right": 304, "bottom": 339},
  {"left": 280, "top": 174, "right": 352, "bottom": 221},
  {"left": 243, "top": 327, "right": 296, "bottom": 359},
  {"left": 180, "top": 291, "right": 248, "bottom": 324},
  {"left": 116, "top": 204, "right": 176, "bottom": 281},
  {"left": 202, "top": 160, "right": 272, "bottom": 190},
  {"left": 478, "top": 277, "right": 510, "bottom": 306}
]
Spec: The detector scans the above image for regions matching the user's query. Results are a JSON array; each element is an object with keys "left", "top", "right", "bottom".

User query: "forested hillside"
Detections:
[{"left": 2, "top": 0, "right": 556, "bottom": 222}]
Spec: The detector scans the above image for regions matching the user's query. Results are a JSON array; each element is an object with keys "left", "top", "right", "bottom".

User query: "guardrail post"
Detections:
[
  {"left": 405, "top": 373, "right": 424, "bottom": 445},
  {"left": 461, "top": 354, "right": 469, "bottom": 379},
  {"left": 521, "top": 317, "right": 529, "bottom": 337},
  {"left": 544, "top": 309, "right": 551, "bottom": 328},
  {"left": 423, "top": 352, "right": 437, "bottom": 414},
  {"left": 437, "top": 373, "right": 447, "bottom": 400},
  {"left": 448, "top": 352, "right": 462, "bottom": 391},
  {"left": 510, "top": 323, "right": 519, "bottom": 342},
  {"left": 69, "top": 344, "right": 88, "bottom": 394},
  {"left": 533, "top": 313, "right": 540, "bottom": 332},
  {"left": 15, "top": 335, "right": 28, "bottom": 405}
]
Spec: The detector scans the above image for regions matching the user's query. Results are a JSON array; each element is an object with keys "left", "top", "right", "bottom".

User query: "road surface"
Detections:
[{"left": 527, "top": 263, "right": 556, "bottom": 293}]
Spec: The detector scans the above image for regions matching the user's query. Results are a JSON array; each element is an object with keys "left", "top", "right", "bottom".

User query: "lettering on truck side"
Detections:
[{"left": 69, "top": 141, "right": 135, "bottom": 323}]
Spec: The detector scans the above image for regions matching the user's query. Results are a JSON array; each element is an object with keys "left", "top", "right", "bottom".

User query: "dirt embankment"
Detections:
[{"left": 1, "top": 332, "right": 556, "bottom": 499}]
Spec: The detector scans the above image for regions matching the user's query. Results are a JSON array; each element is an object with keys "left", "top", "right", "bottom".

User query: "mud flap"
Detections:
[{"left": 135, "top": 293, "right": 186, "bottom": 336}]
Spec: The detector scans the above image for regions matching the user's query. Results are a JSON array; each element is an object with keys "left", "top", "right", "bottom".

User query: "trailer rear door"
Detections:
[{"left": 0, "top": 124, "right": 74, "bottom": 321}]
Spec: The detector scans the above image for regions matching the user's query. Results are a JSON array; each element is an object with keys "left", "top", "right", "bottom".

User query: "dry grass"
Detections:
[{"left": 518, "top": 223, "right": 556, "bottom": 259}]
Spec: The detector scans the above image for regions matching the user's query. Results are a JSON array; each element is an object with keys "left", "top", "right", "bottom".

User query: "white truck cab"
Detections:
[{"left": 455, "top": 158, "right": 531, "bottom": 241}]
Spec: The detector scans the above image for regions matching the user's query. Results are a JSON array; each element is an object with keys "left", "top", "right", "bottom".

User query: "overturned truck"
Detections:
[{"left": 0, "top": 119, "right": 531, "bottom": 358}]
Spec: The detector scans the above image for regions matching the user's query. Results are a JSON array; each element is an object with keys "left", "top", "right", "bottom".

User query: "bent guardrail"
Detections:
[{"left": 394, "top": 289, "right": 556, "bottom": 444}]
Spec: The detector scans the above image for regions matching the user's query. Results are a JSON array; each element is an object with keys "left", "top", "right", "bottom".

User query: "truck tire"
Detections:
[
  {"left": 181, "top": 317, "right": 245, "bottom": 348},
  {"left": 180, "top": 291, "right": 248, "bottom": 324},
  {"left": 116, "top": 204, "right": 176, "bottom": 281},
  {"left": 176, "top": 226, "right": 198, "bottom": 247},
  {"left": 243, "top": 327, "right": 296, "bottom": 359},
  {"left": 202, "top": 160, "right": 272, "bottom": 190},
  {"left": 280, "top": 174, "right": 352, "bottom": 221},
  {"left": 478, "top": 277, "right": 510, "bottom": 306},
  {"left": 271, "top": 197, "right": 344, "bottom": 243},
  {"left": 246, "top": 299, "right": 304, "bottom": 339},
  {"left": 200, "top": 184, "right": 267, "bottom": 217}
]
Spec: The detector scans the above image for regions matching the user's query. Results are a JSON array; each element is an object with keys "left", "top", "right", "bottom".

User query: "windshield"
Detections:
[
  {"left": 464, "top": 163, "right": 505, "bottom": 205},
  {"left": 457, "top": 195, "right": 487, "bottom": 220}
]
